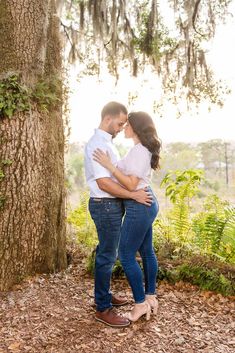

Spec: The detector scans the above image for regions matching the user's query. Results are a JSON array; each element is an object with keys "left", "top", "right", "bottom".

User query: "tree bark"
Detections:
[{"left": 0, "top": 0, "right": 67, "bottom": 290}]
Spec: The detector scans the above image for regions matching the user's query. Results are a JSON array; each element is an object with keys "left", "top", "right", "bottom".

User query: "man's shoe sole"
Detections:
[
  {"left": 95, "top": 316, "right": 130, "bottom": 327},
  {"left": 111, "top": 300, "right": 128, "bottom": 307}
]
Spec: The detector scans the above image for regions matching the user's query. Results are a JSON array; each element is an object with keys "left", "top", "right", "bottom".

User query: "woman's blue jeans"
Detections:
[
  {"left": 89, "top": 198, "right": 124, "bottom": 312},
  {"left": 119, "top": 191, "right": 159, "bottom": 303}
]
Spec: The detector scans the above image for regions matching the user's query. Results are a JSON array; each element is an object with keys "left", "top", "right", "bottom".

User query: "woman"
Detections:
[{"left": 93, "top": 111, "right": 161, "bottom": 322}]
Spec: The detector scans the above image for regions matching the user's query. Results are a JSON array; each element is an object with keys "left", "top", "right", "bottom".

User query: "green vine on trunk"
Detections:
[
  {"left": 0, "top": 75, "right": 30, "bottom": 118},
  {"left": 0, "top": 73, "right": 65, "bottom": 210},
  {"left": 0, "top": 74, "right": 61, "bottom": 118}
]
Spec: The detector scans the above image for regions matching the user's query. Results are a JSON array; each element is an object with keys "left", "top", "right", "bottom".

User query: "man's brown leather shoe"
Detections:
[
  {"left": 95, "top": 308, "right": 130, "bottom": 327},
  {"left": 111, "top": 294, "right": 128, "bottom": 306}
]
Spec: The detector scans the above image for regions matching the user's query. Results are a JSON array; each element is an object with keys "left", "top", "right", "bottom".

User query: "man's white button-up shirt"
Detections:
[{"left": 84, "top": 129, "right": 120, "bottom": 198}]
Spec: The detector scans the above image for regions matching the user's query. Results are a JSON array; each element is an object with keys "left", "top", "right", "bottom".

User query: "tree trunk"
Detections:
[{"left": 0, "top": 0, "right": 67, "bottom": 290}]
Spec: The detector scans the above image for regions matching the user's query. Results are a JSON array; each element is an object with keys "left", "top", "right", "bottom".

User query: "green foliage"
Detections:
[
  {"left": 161, "top": 169, "right": 204, "bottom": 204},
  {"left": 192, "top": 195, "right": 235, "bottom": 263},
  {"left": 153, "top": 219, "right": 200, "bottom": 260},
  {"left": 0, "top": 74, "right": 61, "bottom": 119},
  {"left": 222, "top": 207, "right": 235, "bottom": 248},
  {"left": 158, "top": 263, "right": 234, "bottom": 296},
  {"left": 154, "top": 192, "right": 235, "bottom": 265},
  {"left": 0, "top": 74, "right": 30, "bottom": 118},
  {"left": 67, "top": 192, "right": 97, "bottom": 250},
  {"left": 33, "top": 77, "right": 61, "bottom": 112},
  {"left": 160, "top": 169, "right": 204, "bottom": 241},
  {"left": 174, "top": 264, "right": 234, "bottom": 296}
]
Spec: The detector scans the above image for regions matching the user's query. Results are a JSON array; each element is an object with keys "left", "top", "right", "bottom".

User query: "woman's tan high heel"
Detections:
[
  {"left": 125, "top": 301, "right": 151, "bottom": 322},
  {"left": 146, "top": 294, "right": 158, "bottom": 315}
]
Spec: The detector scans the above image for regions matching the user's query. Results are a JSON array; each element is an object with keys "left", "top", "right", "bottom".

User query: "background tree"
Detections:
[
  {"left": 0, "top": 0, "right": 67, "bottom": 290},
  {"left": 161, "top": 142, "right": 199, "bottom": 171},
  {"left": 199, "top": 139, "right": 235, "bottom": 186}
]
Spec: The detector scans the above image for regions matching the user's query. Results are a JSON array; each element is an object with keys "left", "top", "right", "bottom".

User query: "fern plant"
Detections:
[
  {"left": 192, "top": 194, "right": 235, "bottom": 263},
  {"left": 160, "top": 169, "right": 204, "bottom": 242},
  {"left": 220, "top": 206, "right": 235, "bottom": 263}
]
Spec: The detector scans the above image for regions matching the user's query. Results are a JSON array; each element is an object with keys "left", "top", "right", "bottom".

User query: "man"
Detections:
[{"left": 84, "top": 101, "right": 152, "bottom": 327}]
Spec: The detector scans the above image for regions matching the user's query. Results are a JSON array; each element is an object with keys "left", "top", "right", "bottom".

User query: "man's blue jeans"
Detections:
[
  {"left": 89, "top": 198, "right": 124, "bottom": 312},
  {"left": 119, "top": 191, "right": 159, "bottom": 303}
]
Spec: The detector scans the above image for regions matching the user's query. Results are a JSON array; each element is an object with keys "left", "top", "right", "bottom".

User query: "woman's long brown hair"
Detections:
[{"left": 128, "top": 112, "right": 161, "bottom": 170}]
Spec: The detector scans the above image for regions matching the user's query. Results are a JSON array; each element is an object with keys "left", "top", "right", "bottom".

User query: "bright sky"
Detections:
[{"left": 68, "top": 3, "right": 235, "bottom": 146}]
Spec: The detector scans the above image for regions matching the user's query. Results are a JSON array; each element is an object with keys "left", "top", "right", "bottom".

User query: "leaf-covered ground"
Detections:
[{"left": 0, "top": 249, "right": 234, "bottom": 353}]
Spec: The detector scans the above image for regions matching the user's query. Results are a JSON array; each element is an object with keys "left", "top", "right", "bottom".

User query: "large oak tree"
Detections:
[{"left": 0, "top": 0, "right": 67, "bottom": 290}]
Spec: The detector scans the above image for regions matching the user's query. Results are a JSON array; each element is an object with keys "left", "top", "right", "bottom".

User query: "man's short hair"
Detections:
[{"left": 101, "top": 101, "right": 127, "bottom": 120}]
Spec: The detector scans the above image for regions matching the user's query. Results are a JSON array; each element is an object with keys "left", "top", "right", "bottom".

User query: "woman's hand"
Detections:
[
  {"left": 93, "top": 148, "right": 114, "bottom": 172},
  {"left": 93, "top": 148, "right": 139, "bottom": 190}
]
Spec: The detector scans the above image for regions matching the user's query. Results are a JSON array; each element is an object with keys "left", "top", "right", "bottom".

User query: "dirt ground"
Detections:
[{"left": 0, "top": 250, "right": 234, "bottom": 353}]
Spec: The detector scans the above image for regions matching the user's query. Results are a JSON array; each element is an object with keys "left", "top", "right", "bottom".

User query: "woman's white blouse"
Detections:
[{"left": 117, "top": 143, "right": 152, "bottom": 190}]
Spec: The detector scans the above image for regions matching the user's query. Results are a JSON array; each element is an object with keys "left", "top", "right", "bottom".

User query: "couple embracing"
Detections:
[{"left": 84, "top": 101, "right": 161, "bottom": 327}]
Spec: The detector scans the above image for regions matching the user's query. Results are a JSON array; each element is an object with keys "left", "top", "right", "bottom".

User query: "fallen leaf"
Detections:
[{"left": 8, "top": 342, "right": 21, "bottom": 351}]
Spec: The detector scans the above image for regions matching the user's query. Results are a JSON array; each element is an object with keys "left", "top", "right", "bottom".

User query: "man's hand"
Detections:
[{"left": 131, "top": 188, "right": 152, "bottom": 206}]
